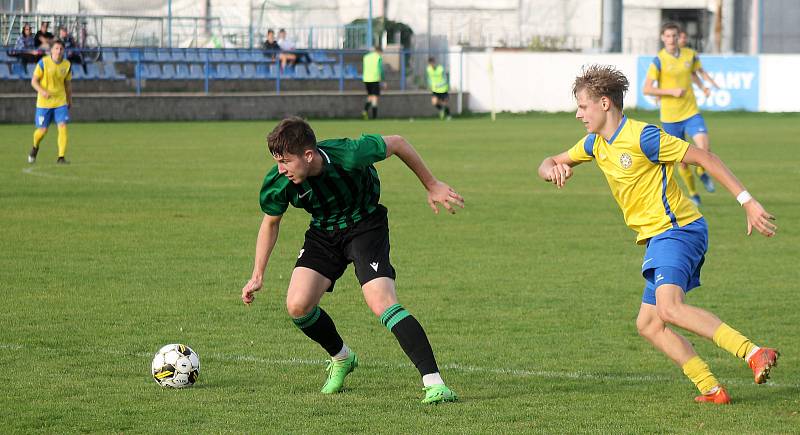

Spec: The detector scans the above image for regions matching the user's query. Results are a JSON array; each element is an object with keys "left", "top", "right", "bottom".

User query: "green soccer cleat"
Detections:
[
  {"left": 320, "top": 352, "right": 358, "bottom": 394},
  {"left": 421, "top": 384, "right": 458, "bottom": 404}
]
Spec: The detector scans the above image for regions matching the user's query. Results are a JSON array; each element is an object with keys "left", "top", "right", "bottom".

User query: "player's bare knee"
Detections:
[
  {"left": 636, "top": 315, "right": 659, "bottom": 338},
  {"left": 286, "top": 300, "right": 313, "bottom": 318},
  {"left": 655, "top": 302, "right": 682, "bottom": 324}
]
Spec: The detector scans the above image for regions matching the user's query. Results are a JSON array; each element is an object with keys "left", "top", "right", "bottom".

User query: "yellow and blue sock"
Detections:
[
  {"left": 713, "top": 323, "right": 757, "bottom": 361},
  {"left": 57, "top": 124, "right": 68, "bottom": 158},
  {"left": 682, "top": 355, "right": 720, "bottom": 394},
  {"left": 33, "top": 128, "right": 46, "bottom": 149}
]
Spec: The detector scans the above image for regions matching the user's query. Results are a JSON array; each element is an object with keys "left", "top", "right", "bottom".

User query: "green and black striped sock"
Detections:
[
  {"left": 292, "top": 306, "right": 344, "bottom": 356},
  {"left": 380, "top": 304, "right": 439, "bottom": 376}
]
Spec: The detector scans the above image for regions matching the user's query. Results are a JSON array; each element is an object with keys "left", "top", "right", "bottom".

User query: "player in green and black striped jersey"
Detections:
[{"left": 241, "top": 116, "right": 464, "bottom": 404}]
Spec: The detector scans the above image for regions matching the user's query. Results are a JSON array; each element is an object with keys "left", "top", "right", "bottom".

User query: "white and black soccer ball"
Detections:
[{"left": 151, "top": 344, "right": 200, "bottom": 388}]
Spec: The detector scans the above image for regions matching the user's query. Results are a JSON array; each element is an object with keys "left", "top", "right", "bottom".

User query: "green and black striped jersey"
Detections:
[{"left": 259, "top": 134, "right": 387, "bottom": 230}]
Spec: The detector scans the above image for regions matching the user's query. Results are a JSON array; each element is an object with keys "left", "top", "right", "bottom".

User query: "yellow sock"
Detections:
[
  {"left": 713, "top": 323, "right": 756, "bottom": 360},
  {"left": 57, "top": 125, "right": 68, "bottom": 158},
  {"left": 696, "top": 166, "right": 706, "bottom": 177},
  {"left": 33, "top": 128, "right": 46, "bottom": 148},
  {"left": 677, "top": 164, "right": 697, "bottom": 196},
  {"left": 682, "top": 356, "right": 719, "bottom": 394}
]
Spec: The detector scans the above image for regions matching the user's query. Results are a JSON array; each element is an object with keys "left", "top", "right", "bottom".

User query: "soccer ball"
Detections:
[{"left": 151, "top": 343, "right": 200, "bottom": 388}]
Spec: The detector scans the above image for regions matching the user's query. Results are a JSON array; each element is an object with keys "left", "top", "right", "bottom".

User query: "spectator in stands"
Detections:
[
  {"left": 34, "top": 21, "right": 54, "bottom": 49},
  {"left": 277, "top": 28, "right": 311, "bottom": 71},
  {"left": 276, "top": 28, "right": 298, "bottom": 70},
  {"left": 58, "top": 26, "right": 84, "bottom": 69},
  {"left": 11, "top": 24, "right": 40, "bottom": 65},
  {"left": 362, "top": 46, "right": 384, "bottom": 120},
  {"left": 262, "top": 29, "right": 280, "bottom": 62}
]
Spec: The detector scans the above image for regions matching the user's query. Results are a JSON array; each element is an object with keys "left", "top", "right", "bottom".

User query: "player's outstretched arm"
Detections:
[
  {"left": 383, "top": 135, "right": 464, "bottom": 214},
  {"left": 242, "top": 213, "right": 283, "bottom": 304},
  {"left": 643, "top": 77, "right": 685, "bottom": 98},
  {"left": 682, "top": 146, "right": 776, "bottom": 237},
  {"left": 538, "top": 151, "right": 578, "bottom": 188},
  {"left": 697, "top": 68, "right": 720, "bottom": 90},
  {"left": 31, "top": 73, "right": 49, "bottom": 99},
  {"left": 64, "top": 78, "right": 72, "bottom": 108},
  {"left": 691, "top": 73, "right": 711, "bottom": 97}
]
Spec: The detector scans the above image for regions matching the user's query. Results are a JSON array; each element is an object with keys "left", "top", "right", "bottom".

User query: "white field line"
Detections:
[
  {"left": 22, "top": 165, "right": 243, "bottom": 188},
  {"left": 1, "top": 342, "right": 794, "bottom": 389},
  {"left": 22, "top": 164, "right": 142, "bottom": 185}
]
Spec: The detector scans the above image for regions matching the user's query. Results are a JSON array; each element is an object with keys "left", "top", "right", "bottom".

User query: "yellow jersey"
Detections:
[
  {"left": 34, "top": 56, "right": 71, "bottom": 109},
  {"left": 568, "top": 116, "right": 702, "bottom": 244},
  {"left": 646, "top": 47, "right": 701, "bottom": 123}
]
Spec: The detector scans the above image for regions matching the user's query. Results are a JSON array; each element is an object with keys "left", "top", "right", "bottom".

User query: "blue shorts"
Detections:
[
  {"left": 35, "top": 105, "right": 70, "bottom": 128},
  {"left": 641, "top": 217, "right": 708, "bottom": 305},
  {"left": 662, "top": 113, "right": 707, "bottom": 140}
]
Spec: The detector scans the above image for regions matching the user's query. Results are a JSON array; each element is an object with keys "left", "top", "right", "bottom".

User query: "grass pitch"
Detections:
[{"left": 1, "top": 112, "right": 798, "bottom": 433}]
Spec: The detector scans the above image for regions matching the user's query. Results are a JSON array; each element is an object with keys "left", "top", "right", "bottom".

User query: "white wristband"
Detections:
[{"left": 736, "top": 190, "right": 753, "bottom": 206}]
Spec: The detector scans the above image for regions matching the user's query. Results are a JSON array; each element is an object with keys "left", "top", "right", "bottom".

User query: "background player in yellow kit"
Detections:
[
  {"left": 28, "top": 39, "right": 72, "bottom": 164},
  {"left": 644, "top": 23, "right": 719, "bottom": 206}
]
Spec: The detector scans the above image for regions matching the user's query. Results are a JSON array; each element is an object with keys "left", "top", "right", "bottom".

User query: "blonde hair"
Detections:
[{"left": 572, "top": 64, "right": 629, "bottom": 110}]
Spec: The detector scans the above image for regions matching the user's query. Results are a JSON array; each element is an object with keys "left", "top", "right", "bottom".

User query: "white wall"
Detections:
[
  {"left": 450, "top": 52, "right": 638, "bottom": 113},
  {"left": 451, "top": 51, "right": 800, "bottom": 113},
  {"left": 759, "top": 55, "right": 800, "bottom": 112}
]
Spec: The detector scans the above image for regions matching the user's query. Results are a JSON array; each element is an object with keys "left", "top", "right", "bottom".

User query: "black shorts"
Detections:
[
  {"left": 365, "top": 82, "right": 381, "bottom": 96},
  {"left": 295, "top": 205, "right": 396, "bottom": 291},
  {"left": 432, "top": 92, "right": 449, "bottom": 101}
]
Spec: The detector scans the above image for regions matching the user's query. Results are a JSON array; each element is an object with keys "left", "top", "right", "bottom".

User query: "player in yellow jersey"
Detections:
[
  {"left": 28, "top": 39, "right": 72, "bottom": 164},
  {"left": 644, "top": 23, "right": 719, "bottom": 206},
  {"left": 538, "top": 65, "right": 779, "bottom": 404}
]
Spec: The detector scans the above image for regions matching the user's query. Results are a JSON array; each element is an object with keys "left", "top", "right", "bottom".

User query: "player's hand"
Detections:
[
  {"left": 241, "top": 276, "right": 263, "bottom": 305},
  {"left": 40, "top": 91, "right": 50, "bottom": 99},
  {"left": 702, "top": 87, "right": 711, "bottom": 97},
  {"left": 671, "top": 88, "right": 686, "bottom": 98},
  {"left": 743, "top": 199, "right": 776, "bottom": 237},
  {"left": 382, "top": 82, "right": 388, "bottom": 90},
  {"left": 426, "top": 180, "right": 464, "bottom": 214},
  {"left": 546, "top": 163, "right": 573, "bottom": 188}
]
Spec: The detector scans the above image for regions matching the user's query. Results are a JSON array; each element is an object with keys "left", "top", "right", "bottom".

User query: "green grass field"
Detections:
[{"left": 1, "top": 112, "right": 798, "bottom": 433}]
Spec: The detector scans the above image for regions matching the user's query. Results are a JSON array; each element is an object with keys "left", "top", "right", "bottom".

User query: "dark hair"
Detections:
[
  {"left": 267, "top": 116, "right": 317, "bottom": 157},
  {"left": 267, "top": 29, "right": 274, "bottom": 35},
  {"left": 51, "top": 39, "right": 65, "bottom": 49},
  {"left": 661, "top": 22, "right": 681, "bottom": 34},
  {"left": 573, "top": 64, "right": 629, "bottom": 110},
  {"left": 428, "top": 56, "right": 435, "bottom": 63},
  {"left": 22, "top": 24, "right": 31, "bottom": 34},
  {"left": 278, "top": 28, "right": 286, "bottom": 33}
]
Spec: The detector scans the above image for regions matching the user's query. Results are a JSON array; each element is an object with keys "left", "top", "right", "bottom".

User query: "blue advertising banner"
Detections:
[{"left": 636, "top": 55, "right": 759, "bottom": 111}]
